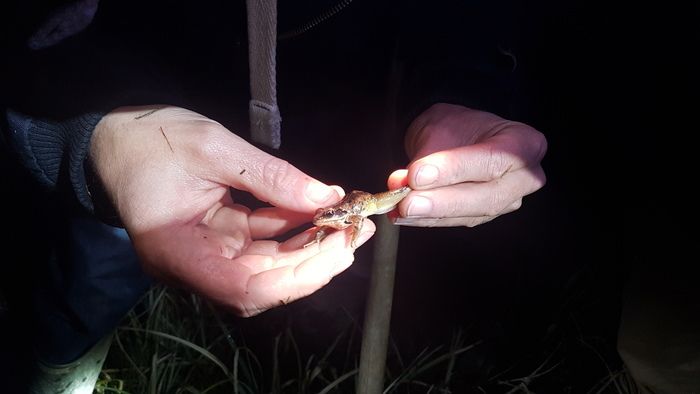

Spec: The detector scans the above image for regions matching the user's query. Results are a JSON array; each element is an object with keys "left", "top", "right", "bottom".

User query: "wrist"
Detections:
[
  {"left": 84, "top": 154, "right": 123, "bottom": 227},
  {"left": 88, "top": 107, "right": 142, "bottom": 227}
]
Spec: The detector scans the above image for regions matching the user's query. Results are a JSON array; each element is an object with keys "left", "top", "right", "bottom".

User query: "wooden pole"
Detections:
[{"left": 356, "top": 214, "right": 400, "bottom": 394}]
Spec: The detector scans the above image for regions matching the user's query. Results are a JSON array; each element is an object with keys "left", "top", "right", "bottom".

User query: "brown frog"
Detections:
[{"left": 305, "top": 186, "right": 411, "bottom": 248}]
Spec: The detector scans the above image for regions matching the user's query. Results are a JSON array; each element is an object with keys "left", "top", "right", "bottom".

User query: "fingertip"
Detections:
[
  {"left": 362, "top": 217, "right": 377, "bottom": 233},
  {"left": 329, "top": 184, "right": 346, "bottom": 198},
  {"left": 330, "top": 253, "right": 354, "bottom": 276},
  {"left": 305, "top": 180, "right": 341, "bottom": 205},
  {"left": 406, "top": 151, "right": 451, "bottom": 189},
  {"left": 353, "top": 231, "right": 374, "bottom": 249},
  {"left": 352, "top": 219, "right": 376, "bottom": 248},
  {"left": 410, "top": 162, "right": 440, "bottom": 188},
  {"left": 387, "top": 169, "right": 408, "bottom": 190}
]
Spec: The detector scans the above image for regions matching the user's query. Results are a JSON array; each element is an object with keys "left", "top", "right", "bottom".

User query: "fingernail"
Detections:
[
  {"left": 305, "top": 181, "right": 335, "bottom": 204},
  {"left": 415, "top": 165, "right": 439, "bottom": 187},
  {"left": 393, "top": 217, "right": 441, "bottom": 227},
  {"left": 406, "top": 196, "right": 433, "bottom": 217},
  {"left": 392, "top": 217, "right": 419, "bottom": 226},
  {"left": 329, "top": 184, "right": 346, "bottom": 198}
]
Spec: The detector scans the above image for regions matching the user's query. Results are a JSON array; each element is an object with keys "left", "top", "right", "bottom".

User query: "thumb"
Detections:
[{"left": 211, "top": 132, "right": 341, "bottom": 212}]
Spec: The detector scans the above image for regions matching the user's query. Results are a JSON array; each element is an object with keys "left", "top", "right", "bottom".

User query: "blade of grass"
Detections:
[
  {"left": 413, "top": 340, "right": 483, "bottom": 377},
  {"left": 317, "top": 368, "right": 358, "bottom": 394},
  {"left": 120, "top": 327, "right": 231, "bottom": 378}
]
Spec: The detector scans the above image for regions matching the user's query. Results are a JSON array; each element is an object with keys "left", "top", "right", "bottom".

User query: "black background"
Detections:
[{"left": 1, "top": 0, "right": 697, "bottom": 391}]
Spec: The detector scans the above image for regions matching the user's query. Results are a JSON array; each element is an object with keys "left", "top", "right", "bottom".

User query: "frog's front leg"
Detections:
[{"left": 348, "top": 214, "right": 365, "bottom": 248}]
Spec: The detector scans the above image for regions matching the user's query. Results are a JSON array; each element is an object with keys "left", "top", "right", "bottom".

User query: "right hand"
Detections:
[{"left": 89, "top": 105, "right": 375, "bottom": 317}]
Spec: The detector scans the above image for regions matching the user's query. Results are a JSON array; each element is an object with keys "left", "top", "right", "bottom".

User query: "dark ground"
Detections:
[{"left": 1, "top": 0, "right": 697, "bottom": 392}]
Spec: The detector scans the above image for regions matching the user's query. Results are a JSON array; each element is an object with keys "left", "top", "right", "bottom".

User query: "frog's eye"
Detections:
[
  {"left": 318, "top": 209, "right": 341, "bottom": 219},
  {"left": 333, "top": 209, "right": 348, "bottom": 217}
]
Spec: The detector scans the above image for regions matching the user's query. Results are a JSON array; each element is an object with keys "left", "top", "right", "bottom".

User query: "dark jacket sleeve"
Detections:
[
  {"left": 1, "top": 0, "right": 107, "bottom": 214},
  {"left": 4, "top": 110, "right": 105, "bottom": 212},
  {"left": 395, "top": 0, "right": 522, "bottom": 129},
  {"left": 2, "top": 0, "right": 184, "bottom": 218}
]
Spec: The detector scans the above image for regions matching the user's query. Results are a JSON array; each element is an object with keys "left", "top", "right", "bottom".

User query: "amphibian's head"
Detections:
[{"left": 312, "top": 207, "right": 352, "bottom": 229}]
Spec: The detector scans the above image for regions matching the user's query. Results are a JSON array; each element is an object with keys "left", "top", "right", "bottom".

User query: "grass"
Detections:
[
  {"left": 95, "top": 281, "right": 635, "bottom": 394},
  {"left": 96, "top": 285, "right": 484, "bottom": 393}
]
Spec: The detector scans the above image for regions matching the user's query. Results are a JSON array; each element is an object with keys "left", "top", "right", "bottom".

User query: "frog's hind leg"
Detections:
[
  {"left": 348, "top": 215, "right": 365, "bottom": 248},
  {"left": 304, "top": 226, "right": 330, "bottom": 248}
]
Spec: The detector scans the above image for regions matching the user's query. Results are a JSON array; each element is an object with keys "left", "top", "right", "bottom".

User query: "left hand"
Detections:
[
  {"left": 90, "top": 105, "right": 374, "bottom": 317},
  {"left": 388, "top": 103, "right": 547, "bottom": 227}
]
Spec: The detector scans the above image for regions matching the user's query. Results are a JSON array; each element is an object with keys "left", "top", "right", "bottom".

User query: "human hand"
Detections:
[
  {"left": 388, "top": 103, "right": 547, "bottom": 227},
  {"left": 90, "top": 106, "right": 375, "bottom": 316}
]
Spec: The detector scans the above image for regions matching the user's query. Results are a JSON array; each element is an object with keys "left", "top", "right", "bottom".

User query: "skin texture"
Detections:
[
  {"left": 90, "top": 105, "right": 374, "bottom": 317},
  {"left": 388, "top": 103, "right": 547, "bottom": 227}
]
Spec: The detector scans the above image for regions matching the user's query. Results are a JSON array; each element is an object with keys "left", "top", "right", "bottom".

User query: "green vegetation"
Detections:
[{"left": 96, "top": 285, "right": 634, "bottom": 394}]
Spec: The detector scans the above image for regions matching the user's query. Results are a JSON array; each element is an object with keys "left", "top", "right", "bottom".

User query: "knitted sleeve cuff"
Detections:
[{"left": 5, "top": 109, "right": 107, "bottom": 214}]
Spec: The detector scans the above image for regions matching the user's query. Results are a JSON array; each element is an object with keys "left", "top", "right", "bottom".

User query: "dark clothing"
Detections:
[
  {"left": 1, "top": 0, "right": 517, "bottom": 369},
  {"left": 3, "top": 0, "right": 518, "bottom": 215}
]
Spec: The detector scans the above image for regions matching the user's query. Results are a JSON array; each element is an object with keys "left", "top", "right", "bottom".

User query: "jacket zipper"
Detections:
[{"left": 278, "top": 0, "right": 354, "bottom": 40}]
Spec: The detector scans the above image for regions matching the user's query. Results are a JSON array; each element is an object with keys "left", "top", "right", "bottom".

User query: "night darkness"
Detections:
[{"left": 1, "top": 0, "right": 697, "bottom": 392}]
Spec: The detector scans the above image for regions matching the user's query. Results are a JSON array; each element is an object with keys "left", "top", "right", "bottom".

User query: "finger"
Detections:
[
  {"left": 248, "top": 186, "right": 345, "bottom": 239},
  {"left": 393, "top": 216, "right": 501, "bottom": 227},
  {"left": 243, "top": 240, "right": 280, "bottom": 257},
  {"left": 406, "top": 105, "right": 508, "bottom": 159},
  {"left": 239, "top": 219, "right": 375, "bottom": 273},
  {"left": 407, "top": 126, "right": 547, "bottom": 189},
  {"left": 398, "top": 166, "right": 544, "bottom": 218},
  {"left": 204, "top": 130, "right": 343, "bottom": 212},
  {"left": 150, "top": 247, "right": 353, "bottom": 318},
  {"left": 199, "top": 202, "right": 252, "bottom": 257},
  {"left": 248, "top": 207, "right": 314, "bottom": 239},
  {"left": 393, "top": 216, "right": 493, "bottom": 227},
  {"left": 241, "top": 249, "right": 356, "bottom": 316},
  {"left": 392, "top": 199, "right": 522, "bottom": 228},
  {"left": 387, "top": 169, "right": 409, "bottom": 190},
  {"left": 281, "top": 217, "right": 376, "bottom": 252},
  {"left": 219, "top": 226, "right": 366, "bottom": 316}
]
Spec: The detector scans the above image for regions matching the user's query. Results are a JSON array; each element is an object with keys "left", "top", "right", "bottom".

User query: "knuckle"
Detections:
[
  {"left": 484, "top": 205, "right": 501, "bottom": 218},
  {"left": 518, "top": 123, "right": 548, "bottom": 162},
  {"left": 511, "top": 198, "right": 523, "bottom": 211},
  {"left": 529, "top": 166, "right": 547, "bottom": 193},
  {"left": 261, "top": 157, "right": 294, "bottom": 189},
  {"left": 194, "top": 121, "right": 227, "bottom": 158},
  {"left": 418, "top": 122, "right": 451, "bottom": 147},
  {"left": 464, "top": 217, "right": 486, "bottom": 228},
  {"left": 443, "top": 198, "right": 463, "bottom": 217},
  {"left": 484, "top": 147, "right": 511, "bottom": 180},
  {"left": 485, "top": 192, "right": 510, "bottom": 217},
  {"left": 532, "top": 130, "right": 549, "bottom": 162},
  {"left": 534, "top": 171, "right": 547, "bottom": 191}
]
